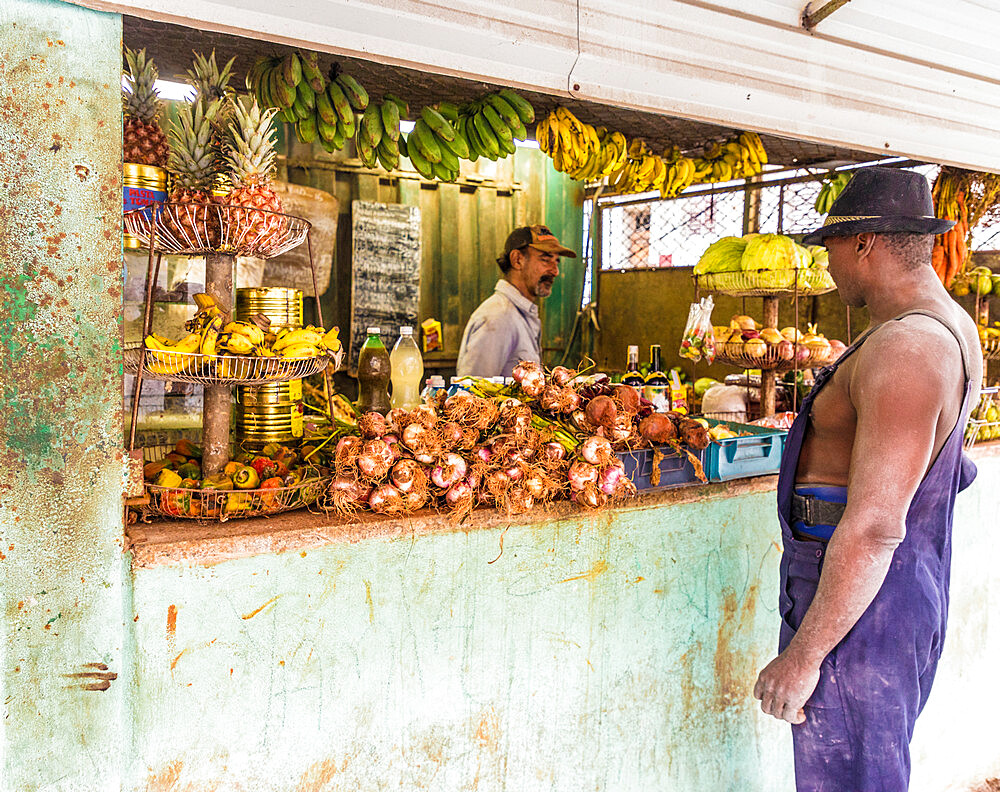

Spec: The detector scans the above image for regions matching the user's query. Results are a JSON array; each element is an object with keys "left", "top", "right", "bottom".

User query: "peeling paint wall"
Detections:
[{"left": 0, "top": 1, "right": 125, "bottom": 790}]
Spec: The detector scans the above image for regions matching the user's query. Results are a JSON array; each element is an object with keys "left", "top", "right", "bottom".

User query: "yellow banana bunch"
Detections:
[
  {"left": 143, "top": 332, "right": 201, "bottom": 375},
  {"left": 694, "top": 132, "right": 768, "bottom": 185}
]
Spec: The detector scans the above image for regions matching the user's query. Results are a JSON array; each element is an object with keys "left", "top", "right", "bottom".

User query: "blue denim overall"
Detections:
[{"left": 775, "top": 310, "right": 978, "bottom": 791}]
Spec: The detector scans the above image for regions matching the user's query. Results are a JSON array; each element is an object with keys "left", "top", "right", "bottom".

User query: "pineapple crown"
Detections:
[
  {"left": 185, "top": 50, "right": 236, "bottom": 104},
  {"left": 123, "top": 47, "right": 162, "bottom": 124},
  {"left": 225, "top": 96, "right": 279, "bottom": 188},
  {"left": 167, "top": 99, "right": 221, "bottom": 190}
]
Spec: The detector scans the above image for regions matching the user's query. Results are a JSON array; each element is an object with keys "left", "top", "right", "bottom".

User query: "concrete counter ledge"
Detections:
[{"left": 127, "top": 475, "right": 779, "bottom": 568}]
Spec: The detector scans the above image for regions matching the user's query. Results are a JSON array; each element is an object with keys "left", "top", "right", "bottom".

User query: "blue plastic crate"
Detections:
[
  {"left": 703, "top": 419, "right": 787, "bottom": 482},
  {"left": 617, "top": 445, "right": 706, "bottom": 492}
]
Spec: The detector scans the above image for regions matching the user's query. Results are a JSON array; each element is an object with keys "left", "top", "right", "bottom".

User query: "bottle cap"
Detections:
[
  {"left": 367, "top": 326, "right": 380, "bottom": 334},
  {"left": 400, "top": 326, "right": 413, "bottom": 335},
  {"left": 628, "top": 345, "right": 638, "bottom": 354},
  {"left": 430, "top": 375, "right": 445, "bottom": 386}
]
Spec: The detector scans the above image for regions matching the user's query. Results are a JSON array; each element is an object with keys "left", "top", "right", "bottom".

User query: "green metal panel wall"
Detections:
[
  {"left": 0, "top": 2, "right": 125, "bottom": 790},
  {"left": 282, "top": 143, "right": 584, "bottom": 373}
]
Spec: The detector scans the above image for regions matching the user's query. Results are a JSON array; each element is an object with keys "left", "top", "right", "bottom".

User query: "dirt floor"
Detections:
[{"left": 970, "top": 780, "right": 1000, "bottom": 792}]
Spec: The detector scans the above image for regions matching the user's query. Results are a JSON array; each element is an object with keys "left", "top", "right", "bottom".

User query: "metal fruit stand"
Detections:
[
  {"left": 694, "top": 266, "right": 839, "bottom": 416},
  {"left": 966, "top": 288, "right": 1000, "bottom": 448},
  {"left": 124, "top": 201, "right": 340, "bottom": 519}
]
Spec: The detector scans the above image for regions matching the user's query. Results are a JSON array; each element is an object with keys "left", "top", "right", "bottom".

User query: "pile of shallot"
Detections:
[{"left": 322, "top": 359, "right": 710, "bottom": 519}]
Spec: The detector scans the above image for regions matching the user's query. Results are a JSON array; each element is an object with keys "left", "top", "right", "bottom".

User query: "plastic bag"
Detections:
[{"left": 679, "top": 296, "right": 716, "bottom": 364}]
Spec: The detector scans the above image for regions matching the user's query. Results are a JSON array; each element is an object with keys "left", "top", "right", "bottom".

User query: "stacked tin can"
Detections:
[
  {"left": 234, "top": 287, "right": 305, "bottom": 450},
  {"left": 123, "top": 164, "right": 168, "bottom": 250}
]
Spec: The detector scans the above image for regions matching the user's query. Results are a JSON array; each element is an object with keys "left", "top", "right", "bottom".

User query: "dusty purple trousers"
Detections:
[{"left": 774, "top": 311, "right": 977, "bottom": 791}]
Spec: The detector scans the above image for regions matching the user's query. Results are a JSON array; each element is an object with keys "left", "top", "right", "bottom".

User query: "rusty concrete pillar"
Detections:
[{"left": 0, "top": 2, "right": 125, "bottom": 789}]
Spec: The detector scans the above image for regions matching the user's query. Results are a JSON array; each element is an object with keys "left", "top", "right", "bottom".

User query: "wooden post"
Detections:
[
  {"left": 201, "top": 253, "right": 234, "bottom": 475},
  {"left": 761, "top": 296, "right": 780, "bottom": 417}
]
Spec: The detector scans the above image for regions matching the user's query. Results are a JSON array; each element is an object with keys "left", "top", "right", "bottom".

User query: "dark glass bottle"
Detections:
[
  {"left": 622, "top": 345, "right": 645, "bottom": 388},
  {"left": 643, "top": 344, "right": 669, "bottom": 412},
  {"left": 356, "top": 327, "right": 392, "bottom": 415}
]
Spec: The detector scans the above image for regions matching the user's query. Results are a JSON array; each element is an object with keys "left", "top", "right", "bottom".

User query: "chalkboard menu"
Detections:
[{"left": 349, "top": 201, "right": 422, "bottom": 374}]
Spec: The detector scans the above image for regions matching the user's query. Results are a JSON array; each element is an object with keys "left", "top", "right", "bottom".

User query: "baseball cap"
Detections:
[{"left": 503, "top": 224, "right": 578, "bottom": 258}]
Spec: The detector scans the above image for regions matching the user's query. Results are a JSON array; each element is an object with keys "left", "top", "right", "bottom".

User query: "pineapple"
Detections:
[
  {"left": 166, "top": 98, "right": 221, "bottom": 246},
  {"left": 184, "top": 50, "right": 236, "bottom": 191},
  {"left": 123, "top": 48, "right": 169, "bottom": 168},
  {"left": 224, "top": 97, "right": 285, "bottom": 249}
]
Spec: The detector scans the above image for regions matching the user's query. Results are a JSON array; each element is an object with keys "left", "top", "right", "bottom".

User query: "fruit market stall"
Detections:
[{"left": 7, "top": 4, "right": 1000, "bottom": 792}]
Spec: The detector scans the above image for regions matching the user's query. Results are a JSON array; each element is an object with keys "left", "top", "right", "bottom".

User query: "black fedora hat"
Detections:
[{"left": 803, "top": 166, "right": 955, "bottom": 246}]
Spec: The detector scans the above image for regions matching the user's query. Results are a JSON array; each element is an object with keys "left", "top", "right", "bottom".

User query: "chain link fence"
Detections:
[{"left": 597, "top": 164, "right": 1000, "bottom": 273}]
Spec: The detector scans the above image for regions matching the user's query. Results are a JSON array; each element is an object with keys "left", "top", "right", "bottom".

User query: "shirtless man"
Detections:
[{"left": 752, "top": 167, "right": 982, "bottom": 791}]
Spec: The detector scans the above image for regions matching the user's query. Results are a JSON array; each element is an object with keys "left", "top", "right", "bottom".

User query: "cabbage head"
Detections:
[{"left": 694, "top": 236, "right": 747, "bottom": 274}]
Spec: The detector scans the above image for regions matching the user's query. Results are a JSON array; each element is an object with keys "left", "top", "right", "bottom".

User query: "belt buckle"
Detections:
[{"left": 801, "top": 495, "right": 815, "bottom": 526}]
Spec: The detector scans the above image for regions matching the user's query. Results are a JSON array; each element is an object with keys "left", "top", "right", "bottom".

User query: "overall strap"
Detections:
[{"left": 886, "top": 309, "right": 972, "bottom": 388}]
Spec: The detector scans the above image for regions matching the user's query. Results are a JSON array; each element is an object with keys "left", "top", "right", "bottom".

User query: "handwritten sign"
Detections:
[{"left": 349, "top": 201, "right": 422, "bottom": 373}]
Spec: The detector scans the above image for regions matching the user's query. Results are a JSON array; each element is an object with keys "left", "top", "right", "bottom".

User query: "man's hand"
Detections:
[{"left": 753, "top": 648, "right": 821, "bottom": 724}]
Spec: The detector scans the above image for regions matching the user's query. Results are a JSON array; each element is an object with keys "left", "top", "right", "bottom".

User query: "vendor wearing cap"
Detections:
[
  {"left": 751, "top": 167, "right": 982, "bottom": 791},
  {"left": 456, "top": 224, "right": 577, "bottom": 378}
]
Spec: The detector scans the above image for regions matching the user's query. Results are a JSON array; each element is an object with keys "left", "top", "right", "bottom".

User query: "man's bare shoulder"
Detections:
[{"left": 853, "top": 313, "right": 968, "bottom": 381}]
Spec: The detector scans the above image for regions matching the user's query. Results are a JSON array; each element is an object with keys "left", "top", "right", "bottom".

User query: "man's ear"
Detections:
[
  {"left": 856, "top": 233, "right": 876, "bottom": 257},
  {"left": 508, "top": 249, "right": 523, "bottom": 271}
]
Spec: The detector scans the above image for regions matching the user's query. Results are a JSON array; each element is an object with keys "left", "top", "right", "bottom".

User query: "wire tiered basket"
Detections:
[
  {"left": 124, "top": 344, "right": 343, "bottom": 386},
  {"left": 694, "top": 266, "right": 836, "bottom": 298},
  {"left": 126, "top": 201, "right": 342, "bottom": 523},
  {"left": 693, "top": 264, "right": 840, "bottom": 417},
  {"left": 713, "top": 341, "right": 832, "bottom": 372},
  {"left": 124, "top": 202, "right": 310, "bottom": 258}
]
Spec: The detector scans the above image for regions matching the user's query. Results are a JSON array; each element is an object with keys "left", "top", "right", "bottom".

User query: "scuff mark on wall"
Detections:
[{"left": 560, "top": 559, "right": 608, "bottom": 583}]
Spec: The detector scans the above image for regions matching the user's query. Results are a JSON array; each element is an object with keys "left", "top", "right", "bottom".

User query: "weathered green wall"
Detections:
[
  {"left": 0, "top": 1, "right": 125, "bottom": 790},
  {"left": 125, "top": 486, "right": 792, "bottom": 791},
  {"left": 123, "top": 456, "right": 1000, "bottom": 792}
]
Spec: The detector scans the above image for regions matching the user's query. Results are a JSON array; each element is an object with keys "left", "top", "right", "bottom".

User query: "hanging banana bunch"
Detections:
[
  {"left": 814, "top": 171, "right": 852, "bottom": 215},
  {"left": 536, "top": 105, "right": 768, "bottom": 198},
  {"left": 246, "top": 52, "right": 371, "bottom": 154}
]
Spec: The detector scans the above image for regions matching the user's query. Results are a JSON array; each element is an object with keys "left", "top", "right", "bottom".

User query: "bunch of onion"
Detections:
[
  {"left": 358, "top": 411, "right": 388, "bottom": 439},
  {"left": 357, "top": 438, "right": 395, "bottom": 482},
  {"left": 539, "top": 384, "right": 583, "bottom": 415},
  {"left": 334, "top": 435, "right": 363, "bottom": 477},
  {"left": 512, "top": 360, "right": 546, "bottom": 398},
  {"left": 567, "top": 436, "right": 636, "bottom": 510},
  {"left": 324, "top": 475, "right": 372, "bottom": 516},
  {"left": 443, "top": 391, "right": 498, "bottom": 431},
  {"left": 386, "top": 408, "right": 413, "bottom": 435},
  {"left": 390, "top": 458, "right": 430, "bottom": 513},
  {"left": 400, "top": 418, "right": 441, "bottom": 465}
]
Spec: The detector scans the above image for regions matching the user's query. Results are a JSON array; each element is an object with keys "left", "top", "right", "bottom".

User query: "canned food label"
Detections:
[
  {"left": 288, "top": 380, "right": 302, "bottom": 401},
  {"left": 124, "top": 185, "right": 167, "bottom": 214},
  {"left": 291, "top": 403, "right": 304, "bottom": 437}
]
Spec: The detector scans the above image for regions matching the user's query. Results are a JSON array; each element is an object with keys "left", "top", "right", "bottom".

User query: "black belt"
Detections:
[{"left": 790, "top": 492, "right": 846, "bottom": 527}]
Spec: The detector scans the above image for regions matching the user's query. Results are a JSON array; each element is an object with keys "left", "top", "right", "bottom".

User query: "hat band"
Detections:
[{"left": 821, "top": 214, "right": 939, "bottom": 227}]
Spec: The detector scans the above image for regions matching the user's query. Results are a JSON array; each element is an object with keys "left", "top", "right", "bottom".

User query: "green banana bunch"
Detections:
[
  {"left": 454, "top": 89, "right": 533, "bottom": 165},
  {"left": 405, "top": 103, "right": 468, "bottom": 182},
  {"left": 246, "top": 53, "right": 372, "bottom": 155},
  {"left": 814, "top": 172, "right": 852, "bottom": 215}
]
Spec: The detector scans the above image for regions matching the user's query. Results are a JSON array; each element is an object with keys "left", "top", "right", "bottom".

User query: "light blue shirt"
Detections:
[{"left": 456, "top": 279, "right": 541, "bottom": 378}]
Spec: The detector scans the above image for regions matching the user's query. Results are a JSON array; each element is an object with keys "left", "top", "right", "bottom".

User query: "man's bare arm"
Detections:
[{"left": 754, "top": 320, "right": 960, "bottom": 723}]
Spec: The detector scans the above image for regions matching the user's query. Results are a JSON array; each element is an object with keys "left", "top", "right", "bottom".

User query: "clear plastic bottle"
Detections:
[
  {"left": 390, "top": 326, "right": 424, "bottom": 410},
  {"left": 420, "top": 375, "right": 446, "bottom": 403},
  {"left": 357, "top": 327, "right": 392, "bottom": 415}
]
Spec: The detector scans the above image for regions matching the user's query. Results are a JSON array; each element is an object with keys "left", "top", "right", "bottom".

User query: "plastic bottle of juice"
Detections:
[
  {"left": 357, "top": 327, "right": 392, "bottom": 415},
  {"left": 390, "top": 326, "right": 424, "bottom": 410}
]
